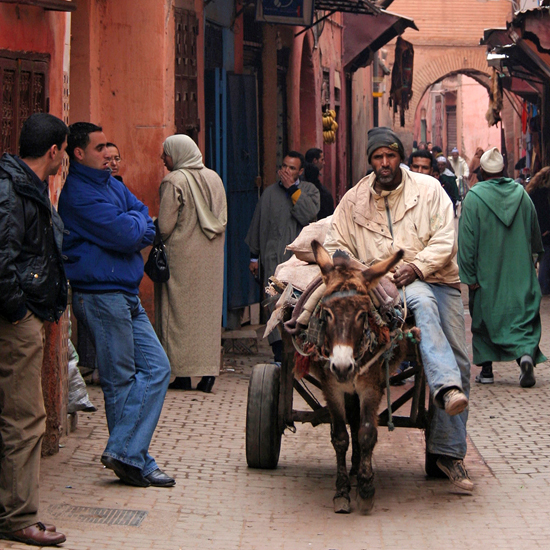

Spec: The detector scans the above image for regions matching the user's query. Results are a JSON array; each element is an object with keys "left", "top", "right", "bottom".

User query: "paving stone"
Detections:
[{"left": 4, "top": 296, "right": 550, "bottom": 549}]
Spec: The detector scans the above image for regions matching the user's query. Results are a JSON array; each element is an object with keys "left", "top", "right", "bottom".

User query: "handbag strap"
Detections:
[{"left": 153, "top": 219, "right": 164, "bottom": 246}]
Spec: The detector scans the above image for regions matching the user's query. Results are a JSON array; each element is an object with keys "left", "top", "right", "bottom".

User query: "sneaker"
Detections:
[
  {"left": 436, "top": 456, "right": 474, "bottom": 492},
  {"left": 442, "top": 388, "right": 468, "bottom": 416},
  {"left": 475, "top": 372, "right": 494, "bottom": 384},
  {"left": 519, "top": 356, "right": 536, "bottom": 388}
]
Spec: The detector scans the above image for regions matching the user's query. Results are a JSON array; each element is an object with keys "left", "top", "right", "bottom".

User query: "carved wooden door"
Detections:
[
  {"left": 0, "top": 52, "right": 49, "bottom": 154},
  {"left": 174, "top": 9, "right": 199, "bottom": 141}
]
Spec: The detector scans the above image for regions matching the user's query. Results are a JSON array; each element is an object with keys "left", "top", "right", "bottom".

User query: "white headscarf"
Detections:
[
  {"left": 163, "top": 134, "right": 204, "bottom": 170},
  {"left": 162, "top": 134, "right": 226, "bottom": 240}
]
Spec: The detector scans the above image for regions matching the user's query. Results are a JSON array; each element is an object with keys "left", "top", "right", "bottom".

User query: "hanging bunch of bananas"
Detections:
[{"left": 322, "top": 109, "right": 338, "bottom": 144}]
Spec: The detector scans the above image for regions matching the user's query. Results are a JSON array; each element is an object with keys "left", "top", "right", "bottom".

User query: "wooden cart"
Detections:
[{"left": 245, "top": 325, "right": 442, "bottom": 477}]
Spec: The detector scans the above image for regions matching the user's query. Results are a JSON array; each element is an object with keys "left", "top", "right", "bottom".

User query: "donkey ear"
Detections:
[
  {"left": 361, "top": 249, "right": 404, "bottom": 286},
  {"left": 311, "top": 240, "right": 333, "bottom": 278}
]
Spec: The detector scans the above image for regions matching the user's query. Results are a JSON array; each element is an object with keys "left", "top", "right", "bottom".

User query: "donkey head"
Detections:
[{"left": 311, "top": 241, "right": 404, "bottom": 382}]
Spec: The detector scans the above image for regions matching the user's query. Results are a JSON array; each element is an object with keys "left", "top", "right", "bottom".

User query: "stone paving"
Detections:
[{"left": 3, "top": 296, "right": 550, "bottom": 550}]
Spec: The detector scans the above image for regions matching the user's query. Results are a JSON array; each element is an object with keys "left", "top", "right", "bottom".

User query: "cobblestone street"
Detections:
[{"left": 3, "top": 296, "right": 550, "bottom": 550}]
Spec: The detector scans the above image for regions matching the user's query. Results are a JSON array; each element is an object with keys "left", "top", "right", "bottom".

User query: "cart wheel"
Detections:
[{"left": 246, "top": 363, "right": 282, "bottom": 469}]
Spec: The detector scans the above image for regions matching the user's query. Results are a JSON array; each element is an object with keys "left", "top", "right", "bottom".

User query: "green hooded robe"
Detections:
[{"left": 458, "top": 177, "right": 546, "bottom": 365}]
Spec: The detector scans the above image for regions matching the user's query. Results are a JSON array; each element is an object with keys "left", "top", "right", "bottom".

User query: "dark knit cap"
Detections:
[{"left": 367, "top": 127, "right": 405, "bottom": 163}]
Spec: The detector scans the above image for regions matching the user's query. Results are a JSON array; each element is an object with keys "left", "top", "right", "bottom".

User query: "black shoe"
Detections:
[
  {"left": 519, "top": 356, "right": 536, "bottom": 388},
  {"left": 101, "top": 455, "right": 151, "bottom": 487},
  {"left": 145, "top": 468, "right": 176, "bottom": 487},
  {"left": 475, "top": 372, "right": 494, "bottom": 384},
  {"left": 168, "top": 377, "right": 192, "bottom": 390},
  {"left": 197, "top": 376, "right": 215, "bottom": 393}
]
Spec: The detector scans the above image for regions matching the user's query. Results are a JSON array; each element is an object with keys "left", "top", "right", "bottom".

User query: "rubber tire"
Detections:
[{"left": 246, "top": 363, "right": 282, "bottom": 469}]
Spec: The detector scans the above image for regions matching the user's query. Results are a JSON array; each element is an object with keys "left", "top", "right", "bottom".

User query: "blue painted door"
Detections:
[{"left": 205, "top": 69, "right": 260, "bottom": 324}]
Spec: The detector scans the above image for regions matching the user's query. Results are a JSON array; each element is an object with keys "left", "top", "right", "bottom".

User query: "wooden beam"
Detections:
[{"left": 0, "top": 0, "right": 76, "bottom": 12}]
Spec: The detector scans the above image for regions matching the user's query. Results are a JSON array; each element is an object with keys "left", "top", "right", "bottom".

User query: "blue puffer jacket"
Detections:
[{"left": 58, "top": 161, "right": 155, "bottom": 294}]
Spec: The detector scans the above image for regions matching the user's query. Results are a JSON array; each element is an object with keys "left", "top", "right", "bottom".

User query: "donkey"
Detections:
[{"left": 308, "top": 240, "right": 409, "bottom": 514}]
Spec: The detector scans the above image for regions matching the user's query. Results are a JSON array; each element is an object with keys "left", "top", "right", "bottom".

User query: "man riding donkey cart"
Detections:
[
  {"left": 264, "top": 127, "right": 473, "bottom": 508},
  {"left": 324, "top": 127, "right": 472, "bottom": 491}
]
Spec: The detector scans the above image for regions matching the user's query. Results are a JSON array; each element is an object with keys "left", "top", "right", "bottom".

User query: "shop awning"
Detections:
[
  {"left": 501, "top": 75, "right": 542, "bottom": 103},
  {"left": 482, "top": 7, "right": 550, "bottom": 99},
  {"left": 482, "top": 28, "right": 511, "bottom": 49},
  {"left": 0, "top": 0, "right": 75, "bottom": 11},
  {"left": 343, "top": 10, "right": 417, "bottom": 72}
]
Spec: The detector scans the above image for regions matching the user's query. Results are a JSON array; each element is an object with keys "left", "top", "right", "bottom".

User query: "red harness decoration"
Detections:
[
  {"left": 369, "top": 315, "right": 390, "bottom": 346},
  {"left": 294, "top": 352, "right": 311, "bottom": 380}
]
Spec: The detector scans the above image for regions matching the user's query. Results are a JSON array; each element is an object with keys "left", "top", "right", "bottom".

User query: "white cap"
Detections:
[{"left": 480, "top": 147, "right": 504, "bottom": 174}]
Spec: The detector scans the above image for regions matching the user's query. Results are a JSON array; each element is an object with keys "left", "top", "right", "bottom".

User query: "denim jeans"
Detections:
[
  {"left": 73, "top": 291, "right": 171, "bottom": 475},
  {"left": 401, "top": 281, "right": 470, "bottom": 459}
]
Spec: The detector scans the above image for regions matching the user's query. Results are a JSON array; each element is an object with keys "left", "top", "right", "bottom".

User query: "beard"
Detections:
[{"left": 375, "top": 166, "right": 398, "bottom": 185}]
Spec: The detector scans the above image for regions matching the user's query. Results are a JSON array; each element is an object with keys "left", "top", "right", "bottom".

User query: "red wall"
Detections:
[{"left": 69, "top": 0, "right": 205, "bottom": 315}]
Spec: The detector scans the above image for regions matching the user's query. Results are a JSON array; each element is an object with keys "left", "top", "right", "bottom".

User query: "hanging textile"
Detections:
[
  {"left": 389, "top": 36, "right": 414, "bottom": 127},
  {"left": 485, "top": 68, "right": 503, "bottom": 126}
]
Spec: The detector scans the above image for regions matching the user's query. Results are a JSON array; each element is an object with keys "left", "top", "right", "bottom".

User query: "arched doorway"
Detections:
[
  {"left": 299, "top": 33, "right": 317, "bottom": 154},
  {"left": 413, "top": 70, "right": 500, "bottom": 163}
]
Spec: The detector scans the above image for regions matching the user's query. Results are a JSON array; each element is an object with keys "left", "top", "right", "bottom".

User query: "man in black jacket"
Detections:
[{"left": 0, "top": 113, "right": 68, "bottom": 547}]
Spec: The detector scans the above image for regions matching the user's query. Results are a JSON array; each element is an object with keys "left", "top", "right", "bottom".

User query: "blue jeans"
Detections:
[
  {"left": 73, "top": 291, "right": 171, "bottom": 475},
  {"left": 401, "top": 281, "right": 470, "bottom": 459}
]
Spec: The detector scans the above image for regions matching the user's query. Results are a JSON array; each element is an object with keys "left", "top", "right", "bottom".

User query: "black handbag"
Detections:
[{"left": 144, "top": 222, "right": 170, "bottom": 283}]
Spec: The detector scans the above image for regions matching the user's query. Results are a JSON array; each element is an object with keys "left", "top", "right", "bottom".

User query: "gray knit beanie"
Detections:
[{"left": 367, "top": 127, "right": 405, "bottom": 163}]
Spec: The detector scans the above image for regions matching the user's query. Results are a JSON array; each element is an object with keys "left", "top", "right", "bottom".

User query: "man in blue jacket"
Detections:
[{"left": 58, "top": 123, "right": 173, "bottom": 488}]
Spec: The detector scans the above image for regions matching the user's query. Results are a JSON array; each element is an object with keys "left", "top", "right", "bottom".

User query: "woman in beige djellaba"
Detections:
[{"left": 156, "top": 134, "right": 227, "bottom": 393}]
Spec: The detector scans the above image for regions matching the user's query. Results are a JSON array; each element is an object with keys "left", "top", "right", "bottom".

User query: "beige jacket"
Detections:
[{"left": 324, "top": 169, "right": 460, "bottom": 285}]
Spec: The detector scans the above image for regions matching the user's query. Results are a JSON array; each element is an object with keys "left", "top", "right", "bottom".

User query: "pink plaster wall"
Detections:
[
  {"left": 70, "top": 0, "right": 175, "bottom": 213},
  {"left": 350, "top": 65, "right": 373, "bottom": 185},
  {"left": 460, "top": 75, "right": 501, "bottom": 162},
  {"left": 69, "top": 0, "right": 206, "bottom": 315}
]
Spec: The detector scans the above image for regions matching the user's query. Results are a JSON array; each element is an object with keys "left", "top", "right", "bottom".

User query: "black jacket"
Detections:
[{"left": 0, "top": 154, "right": 67, "bottom": 322}]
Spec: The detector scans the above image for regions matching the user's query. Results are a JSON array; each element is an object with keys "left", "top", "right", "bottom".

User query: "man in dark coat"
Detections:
[
  {"left": 458, "top": 147, "right": 546, "bottom": 387},
  {"left": 245, "top": 151, "right": 320, "bottom": 361},
  {"left": 0, "top": 113, "right": 68, "bottom": 546}
]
